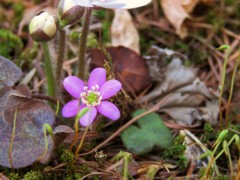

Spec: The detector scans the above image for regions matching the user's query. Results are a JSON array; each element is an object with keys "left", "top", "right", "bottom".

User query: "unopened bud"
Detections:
[
  {"left": 58, "top": 0, "right": 85, "bottom": 27},
  {"left": 29, "top": 11, "right": 58, "bottom": 42}
]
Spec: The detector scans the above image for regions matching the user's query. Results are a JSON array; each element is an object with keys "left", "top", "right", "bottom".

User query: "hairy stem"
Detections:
[
  {"left": 42, "top": 42, "right": 56, "bottom": 98},
  {"left": 78, "top": 8, "right": 92, "bottom": 80},
  {"left": 55, "top": 29, "right": 66, "bottom": 88}
]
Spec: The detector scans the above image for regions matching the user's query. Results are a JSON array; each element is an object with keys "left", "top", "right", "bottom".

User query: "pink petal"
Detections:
[
  {"left": 63, "top": 76, "right": 85, "bottom": 99},
  {"left": 99, "top": 80, "right": 122, "bottom": 100},
  {"left": 97, "top": 101, "right": 120, "bottom": 120},
  {"left": 88, "top": 68, "right": 106, "bottom": 89},
  {"left": 62, "top": 99, "right": 81, "bottom": 117},
  {"left": 79, "top": 107, "right": 97, "bottom": 126}
]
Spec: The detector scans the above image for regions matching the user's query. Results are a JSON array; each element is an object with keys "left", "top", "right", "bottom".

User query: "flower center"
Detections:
[{"left": 80, "top": 85, "right": 102, "bottom": 106}]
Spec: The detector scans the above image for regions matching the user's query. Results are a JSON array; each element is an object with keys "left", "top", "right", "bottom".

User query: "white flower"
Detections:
[{"left": 72, "top": 0, "right": 151, "bottom": 9}]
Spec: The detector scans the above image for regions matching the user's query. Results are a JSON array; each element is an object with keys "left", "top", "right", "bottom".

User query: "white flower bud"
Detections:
[
  {"left": 58, "top": 0, "right": 85, "bottom": 27},
  {"left": 29, "top": 11, "right": 58, "bottom": 42}
]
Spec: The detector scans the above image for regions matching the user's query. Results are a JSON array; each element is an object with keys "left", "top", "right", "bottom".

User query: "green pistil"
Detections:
[{"left": 86, "top": 92, "right": 98, "bottom": 105}]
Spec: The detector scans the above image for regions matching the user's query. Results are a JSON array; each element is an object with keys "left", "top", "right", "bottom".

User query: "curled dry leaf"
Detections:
[
  {"left": 142, "top": 47, "right": 218, "bottom": 126},
  {"left": 0, "top": 56, "right": 55, "bottom": 168},
  {"left": 111, "top": 9, "right": 140, "bottom": 53},
  {"left": 89, "top": 46, "right": 151, "bottom": 94},
  {"left": 160, "top": 0, "right": 209, "bottom": 38},
  {"left": 53, "top": 125, "right": 74, "bottom": 145}
]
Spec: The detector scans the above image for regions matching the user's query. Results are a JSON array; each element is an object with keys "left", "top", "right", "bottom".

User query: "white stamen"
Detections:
[{"left": 80, "top": 85, "right": 102, "bottom": 107}]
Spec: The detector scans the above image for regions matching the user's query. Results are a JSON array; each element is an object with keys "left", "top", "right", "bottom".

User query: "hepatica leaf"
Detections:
[
  {"left": 0, "top": 92, "right": 55, "bottom": 168},
  {"left": 0, "top": 56, "right": 55, "bottom": 168},
  {"left": 0, "top": 55, "right": 23, "bottom": 89},
  {"left": 121, "top": 109, "right": 172, "bottom": 155}
]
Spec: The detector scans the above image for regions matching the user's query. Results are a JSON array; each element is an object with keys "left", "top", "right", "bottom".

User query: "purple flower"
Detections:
[{"left": 62, "top": 68, "right": 122, "bottom": 126}]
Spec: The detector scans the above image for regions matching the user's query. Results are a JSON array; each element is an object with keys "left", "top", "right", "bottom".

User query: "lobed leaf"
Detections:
[
  {"left": 0, "top": 56, "right": 55, "bottom": 168},
  {"left": 121, "top": 109, "right": 172, "bottom": 155}
]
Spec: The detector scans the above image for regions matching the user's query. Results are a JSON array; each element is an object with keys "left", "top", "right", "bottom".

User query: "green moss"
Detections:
[
  {"left": 23, "top": 170, "right": 44, "bottom": 180},
  {"left": 0, "top": 29, "right": 23, "bottom": 59},
  {"left": 225, "top": 0, "right": 235, "bottom": 6},
  {"left": 93, "top": 175, "right": 101, "bottom": 180},
  {"left": 162, "top": 135, "right": 188, "bottom": 169},
  {"left": 13, "top": 3, "right": 24, "bottom": 25},
  {"left": 18, "top": 42, "right": 38, "bottom": 67},
  {"left": 8, "top": 172, "right": 21, "bottom": 180},
  {"left": 201, "top": 123, "right": 217, "bottom": 143},
  {"left": 68, "top": 31, "right": 98, "bottom": 48},
  {"left": 65, "top": 173, "right": 82, "bottom": 180},
  {"left": 95, "top": 10, "right": 112, "bottom": 43},
  {"left": 60, "top": 149, "right": 75, "bottom": 164}
]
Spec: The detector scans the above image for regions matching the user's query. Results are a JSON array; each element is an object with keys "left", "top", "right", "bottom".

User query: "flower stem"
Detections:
[
  {"left": 75, "top": 126, "right": 89, "bottom": 158},
  {"left": 69, "top": 107, "right": 89, "bottom": 151},
  {"left": 78, "top": 8, "right": 92, "bottom": 80},
  {"left": 8, "top": 109, "right": 17, "bottom": 168},
  {"left": 217, "top": 45, "right": 231, "bottom": 128},
  {"left": 55, "top": 29, "right": 66, "bottom": 88},
  {"left": 42, "top": 42, "right": 56, "bottom": 98},
  {"left": 37, "top": 124, "right": 54, "bottom": 161},
  {"left": 225, "top": 50, "right": 240, "bottom": 126}
]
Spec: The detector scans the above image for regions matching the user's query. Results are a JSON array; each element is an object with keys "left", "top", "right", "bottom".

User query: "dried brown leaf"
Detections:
[
  {"left": 89, "top": 46, "right": 151, "bottom": 93},
  {"left": 111, "top": 9, "right": 140, "bottom": 53},
  {"left": 160, "top": 0, "right": 197, "bottom": 38},
  {"left": 142, "top": 48, "right": 218, "bottom": 126}
]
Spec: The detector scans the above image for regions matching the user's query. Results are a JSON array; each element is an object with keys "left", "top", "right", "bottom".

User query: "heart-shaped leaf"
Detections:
[
  {"left": 0, "top": 56, "right": 55, "bottom": 168},
  {"left": 121, "top": 109, "right": 172, "bottom": 155},
  {"left": 0, "top": 91, "right": 55, "bottom": 168}
]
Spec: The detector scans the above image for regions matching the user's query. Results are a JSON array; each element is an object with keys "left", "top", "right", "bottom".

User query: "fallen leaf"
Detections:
[
  {"left": 111, "top": 9, "right": 140, "bottom": 53},
  {"left": 160, "top": 0, "right": 211, "bottom": 38},
  {"left": 53, "top": 125, "right": 74, "bottom": 146},
  {"left": 89, "top": 46, "right": 151, "bottom": 93},
  {"left": 142, "top": 47, "right": 219, "bottom": 126}
]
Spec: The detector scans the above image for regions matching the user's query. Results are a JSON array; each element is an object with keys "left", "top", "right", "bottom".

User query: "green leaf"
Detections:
[{"left": 121, "top": 109, "right": 172, "bottom": 155}]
